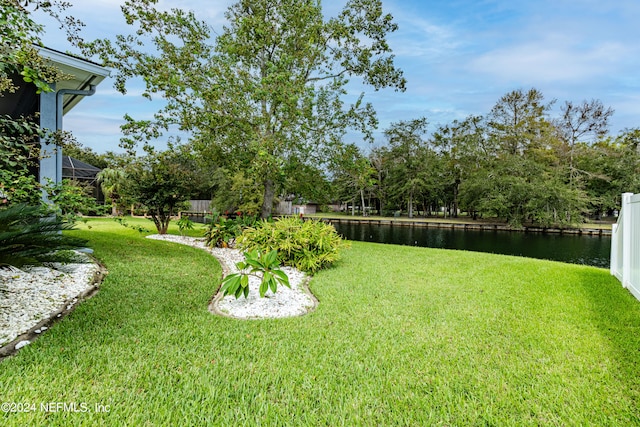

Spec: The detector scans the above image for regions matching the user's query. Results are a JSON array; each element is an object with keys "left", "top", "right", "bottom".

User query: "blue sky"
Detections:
[{"left": 36, "top": 0, "right": 640, "bottom": 154}]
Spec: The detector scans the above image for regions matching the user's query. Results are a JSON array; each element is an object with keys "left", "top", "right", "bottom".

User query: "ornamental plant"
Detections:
[
  {"left": 176, "top": 216, "right": 195, "bottom": 236},
  {"left": 204, "top": 217, "right": 240, "bottom": 248},
  {"left": 203, "top": 213, "right": 260, "bottom": 248},
  {"left": 0, "top": 203, "right": 89, "bottom": 269},
  {"left": 237, "top": 217, "right": 348, "bottom": 273},
  {"left": 220, "top": 249, "right": 290, "bottom": 299}
]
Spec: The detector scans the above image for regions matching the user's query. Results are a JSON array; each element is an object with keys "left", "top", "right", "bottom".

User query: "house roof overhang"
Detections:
[
  {"left": 38, "top": 46, "right": 110, "bottom": 115},
  {"left": 0, "top": 46, "right": 110, "bottom": 118}
]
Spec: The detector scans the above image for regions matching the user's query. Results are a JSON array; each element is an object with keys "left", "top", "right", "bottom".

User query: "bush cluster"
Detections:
[
  {"left": 236, "top": 217, "right": 348, "bottom": 273},
  {"left": 203, "top": 212, "right": 258, "bottom": 248},
  {"left": 0, "top": 204, "right": 88, "bottom": 268}
]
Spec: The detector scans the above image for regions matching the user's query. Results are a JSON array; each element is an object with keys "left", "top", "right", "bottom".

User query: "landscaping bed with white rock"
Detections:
[
  {"left": 146, "top": 234, "right": 318, "bottom": 319},
  {"left": 0, "top": 255, "right": 104, "bottom": 359},
  {"left": 0, "top": 235, "right": 316, "bottom": 359}
]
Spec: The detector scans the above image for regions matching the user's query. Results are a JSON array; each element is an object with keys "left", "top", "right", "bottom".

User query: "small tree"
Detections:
[{"left": 122, "top": 147, "right": 196, "bottom": 234}]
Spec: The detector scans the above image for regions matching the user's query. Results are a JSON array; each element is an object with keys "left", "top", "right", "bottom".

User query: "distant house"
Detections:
[
  {"left": 275, "top": 200, "right": 321, "bottom": 215},
  {"left": 292, "top": 202, "right": 319, "bottom": 215},
  {"left": 0, "top": 46, "right": 109, "bottom": 202}
]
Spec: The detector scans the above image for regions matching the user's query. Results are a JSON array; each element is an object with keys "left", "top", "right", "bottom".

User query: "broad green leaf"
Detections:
[
  {"left": 272, "top": 269, "right": 290, "bottom": 288},
  {"left": 268, "top": 277, "right": 277, "bottom": 294},
  {"left": 259, "top": 279, "right": 268, "bottom": 298},
  {"left": 265, "top": 249, "right": 278, "bottom": 266},
  {"left": 263, "top": 271, "right": 272, "bottom": 284},
  {"left": 221, "top": 274, "right": 241, "bottom": 297},
  {"left": 244, "top": 257, "right": 263, "bottom": 269}
]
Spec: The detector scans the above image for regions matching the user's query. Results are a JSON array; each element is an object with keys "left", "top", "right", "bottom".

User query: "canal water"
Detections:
[{"left": 332, "top": 222, "right": 611, "bottom": 268}]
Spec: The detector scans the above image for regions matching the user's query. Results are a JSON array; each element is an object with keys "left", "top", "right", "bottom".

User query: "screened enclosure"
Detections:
[{"left": 62, "top": 155, "right": 103, "bottom": 202}]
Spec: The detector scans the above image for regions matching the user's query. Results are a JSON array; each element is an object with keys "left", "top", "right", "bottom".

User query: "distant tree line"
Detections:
[
  {"left": 5, "top": 1, "right": 639, "bottom": 232},
  {"left": 329, "top": 88, "right": 640, "bottom": 227},
  {"left": 64, "top": 87, "right": 640, "bottom": 229}
]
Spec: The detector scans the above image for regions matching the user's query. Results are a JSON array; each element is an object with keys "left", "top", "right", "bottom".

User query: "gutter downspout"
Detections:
[
  {"left": 53, "top": 85, "right": 97, "bottom": 250},
  {"left": 55, "top": 85, "right": 97, "bottom": 182}
]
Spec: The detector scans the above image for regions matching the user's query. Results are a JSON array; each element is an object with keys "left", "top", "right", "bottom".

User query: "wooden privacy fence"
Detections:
[
  {"left": 188, "top": 200, "right": 211, "bottom": 213},
  {"left": 611, "top": 192, "right": 640, "bottom": 301}
]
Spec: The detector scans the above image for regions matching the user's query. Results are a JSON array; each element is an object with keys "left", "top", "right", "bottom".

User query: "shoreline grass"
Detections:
[
  {"left": 305, "top": 212, "right": 615, "bottom": 230},
  {"left": 1, "top": 217, "right": 638, "bottom": 425}
]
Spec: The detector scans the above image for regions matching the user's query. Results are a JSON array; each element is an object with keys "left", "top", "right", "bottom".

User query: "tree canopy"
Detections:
[
  {"left": 83, "top": 0, "right": 406, "bottom": 218},
  {"left": 329, "top": 88, "right": 637, "bottom": 228}
]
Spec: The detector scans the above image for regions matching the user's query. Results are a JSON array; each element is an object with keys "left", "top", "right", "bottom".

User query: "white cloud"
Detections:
[
  {"left": 388, "top": 11, "right": 462, "bottom": 61},
  {"left": 469, "top": 38, "right": 631, "bottom": 84}
]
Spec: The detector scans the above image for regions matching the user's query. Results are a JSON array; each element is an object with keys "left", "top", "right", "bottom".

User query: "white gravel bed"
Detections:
[
  {"left": 0, "top": 255, "right": 101, "bottom": 347},
  {"left": 146, "top": 234, "right": 317, "bottom": 319}
]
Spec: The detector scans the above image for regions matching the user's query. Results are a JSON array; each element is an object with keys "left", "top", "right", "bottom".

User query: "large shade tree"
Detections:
[
  {"left": 83, "top": 0, "right": 406, "bottom": 218},
  {"left": 330, "top": 143, "right": 376, "bottom": 216},
  {"left": 554, "top": 99, "right": 614, "bottom": 187},
  {"left": 464, "top": 89, "right": 593, "bottom": 227},
  {"left": 432, "top": 115, "right": 488, "bottom": 217}
]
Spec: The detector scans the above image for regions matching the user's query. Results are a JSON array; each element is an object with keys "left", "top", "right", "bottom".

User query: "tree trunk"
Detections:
[
  {"left": 261, "top": 179, "right": 275, "bottom": 219},
  {"left": 453, "top": 180, "right": 459, "bottom": 218},
  {"left": 360, "top": 189, "right": 366, "bottom": 217},
  {"left": 408, "top": 192, "right": 414, "bottom": 218}
]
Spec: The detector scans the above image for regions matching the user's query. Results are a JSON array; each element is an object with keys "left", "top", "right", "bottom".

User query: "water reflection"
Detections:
[{"left": 333, "top": 222, "right": 610, "bottom": 268}]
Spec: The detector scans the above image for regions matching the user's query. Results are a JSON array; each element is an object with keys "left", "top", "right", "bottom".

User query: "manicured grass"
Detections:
[{"left": 1, "top": 217, "right": 639, "bottom": 425}]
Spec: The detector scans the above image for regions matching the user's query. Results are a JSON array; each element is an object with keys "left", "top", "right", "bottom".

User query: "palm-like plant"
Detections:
[
  {"left": 97, "top": 168, "right": 127, "bottom": 215},
  {"left": 0, "top": 204, "right": 88, "bottom": 269}
]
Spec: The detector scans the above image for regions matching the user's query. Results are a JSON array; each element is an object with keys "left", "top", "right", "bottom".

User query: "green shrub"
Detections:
[
  {"left": 220, "top": 249, "right": 289, "bottom": 298},
  {"left": 237, "top": 217, "right": 348, "bottom": 273},
  {"left": 203, "top": 214, "right": 260, "bottom": 248},
  {"left": 204, "top": 217, "right": 241, "bottom": 248},
  {"left": 0, "top": 204, "right": 89, "bottom": 268},
  {"left": 176, "top": 216, "right": 195, "bottom": 236},
  {"left": 46, "top": 178, "right": 105, "bottom": 223}
]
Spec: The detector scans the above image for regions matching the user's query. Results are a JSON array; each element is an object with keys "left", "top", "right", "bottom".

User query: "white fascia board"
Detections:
[{"left": 37, "top": 46, "right": 111, "bottom": 79}]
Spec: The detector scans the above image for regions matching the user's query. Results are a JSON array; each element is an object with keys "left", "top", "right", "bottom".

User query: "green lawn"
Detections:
[{"left": 1, "top": 217, "right": 639, "bottom": 426}]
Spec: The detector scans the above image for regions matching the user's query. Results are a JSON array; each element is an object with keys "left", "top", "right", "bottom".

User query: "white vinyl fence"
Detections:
[{"left": 611, "top": 192, "right": 640, "bottom": 301}]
